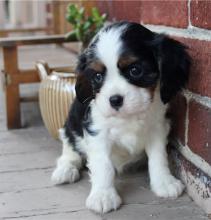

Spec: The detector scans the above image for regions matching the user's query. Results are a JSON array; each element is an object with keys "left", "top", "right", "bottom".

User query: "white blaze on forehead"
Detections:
[{"left": 96, "top": 25, "right": 128, "bottom": 68}]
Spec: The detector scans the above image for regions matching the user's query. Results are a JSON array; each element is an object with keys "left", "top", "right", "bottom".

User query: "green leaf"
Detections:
[
  {"left": 83, "top": 21, "right": 92, "bottom": 31},
  {"left": 65, "top": 30, "right": 77, "bottom": 41},
  {"left": 68, "top": 4, "right": 77, "bottom": 16},
  {"left": 65, "top": 4, "right": 107, "bottom": 46},
  {"left": 87, "top": 16, "right": 94, "bottom": 24},
  {"left": 66, "top": 14, "right": 76, "bottom": 25},
  {"left": 75, "top": 27, "right": 82, "bottom": 41},
  {"left": 92, "top": 7, "right": 100, "bottom": 20},
  {"left": 79, "top": 7, "right": 85, "bottom": 17}
]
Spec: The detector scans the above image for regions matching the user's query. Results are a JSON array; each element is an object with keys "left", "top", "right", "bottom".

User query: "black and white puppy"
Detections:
[{"left": 52, "top": 21, "right": 190, "bottom": 213}]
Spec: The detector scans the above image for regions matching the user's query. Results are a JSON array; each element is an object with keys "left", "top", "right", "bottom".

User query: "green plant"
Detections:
[{"left": 66, "top": 4, "right": 107, "bottom": 48}]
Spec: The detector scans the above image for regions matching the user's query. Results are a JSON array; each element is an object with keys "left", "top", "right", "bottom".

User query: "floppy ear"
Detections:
[
  {"left": 153, "top": 35, "right": 191, "bottom": 104},
  {"left": 75, "top": 53, "right": 93, "bottom": 104},
  {"left": 75, "top": 74, "right": 93, "bottom": 104}
]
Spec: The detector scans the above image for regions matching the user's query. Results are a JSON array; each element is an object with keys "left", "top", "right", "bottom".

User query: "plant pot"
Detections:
[{"left": 36, "top": 61, "right": 76, "bottom": 139}]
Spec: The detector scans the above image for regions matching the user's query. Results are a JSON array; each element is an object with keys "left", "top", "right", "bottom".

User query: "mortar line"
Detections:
[
  {"left": 144, "top": 24, "right": 211, "bottom": 41},
  {"left": 183, "top": 90, "right": 211, "bottom": 109}
]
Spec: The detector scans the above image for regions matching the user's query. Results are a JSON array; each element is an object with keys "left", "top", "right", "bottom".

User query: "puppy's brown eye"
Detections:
[
  {"left": 129, "top": 64, "right": 143, "bottom": 79},
  {"left": 94, "top": 73, "right": 104, "bottom": 84}
]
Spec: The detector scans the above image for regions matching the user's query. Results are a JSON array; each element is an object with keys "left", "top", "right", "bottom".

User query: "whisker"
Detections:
[{"left": 82, "top": 95, "right": 95, "bottom": 104}]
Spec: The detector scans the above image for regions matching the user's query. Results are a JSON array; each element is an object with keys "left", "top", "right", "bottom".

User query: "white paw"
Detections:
[
  {"left": 86, "top": 188, "right": 122, "bottom": 213},
  {"left": 151, "top": 175, "right": 185, "bottom": 198},
  {"left": 51, "top": 165, "right": 80, "bottom": 185}
]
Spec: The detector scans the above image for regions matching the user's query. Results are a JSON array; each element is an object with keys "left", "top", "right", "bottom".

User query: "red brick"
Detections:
[
  {"left": 112, "top": 1, "right": 141, "bottom": 22},
  {"left": 140, "top": 1, "right": 188, "bottom": 28},
  {"left": 96, "top": 1, "right": 115, "bottom": 21},
  {"left": 190, "top": 0, "right": 211, "bottom": 29},
  {"left": 188, "top": 100, "right": 211, "bottom": 165},
  {"left": 122, "top": 1, "right": 141, "bottom": 22},
  {"left": 176, "top": 38, "right": 211, "bottom": 97},
  {"left": 97, "top": 1, "right": 141, "bottom": 22},
  {"left": 112, "top": 1, "right": 126, "bottom": 21},
  {"left": 169, "top": 95, "right": 187, "bottom": 146}
]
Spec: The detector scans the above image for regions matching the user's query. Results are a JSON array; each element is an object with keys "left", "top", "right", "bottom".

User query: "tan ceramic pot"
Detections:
[{"left": 36, "top": 61, "right": 76, "bottom": 139}]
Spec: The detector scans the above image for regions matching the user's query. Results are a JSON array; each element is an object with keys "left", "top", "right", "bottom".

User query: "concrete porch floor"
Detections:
[{"left": 0, "top": 46, "right": 209, "bottom": 220}]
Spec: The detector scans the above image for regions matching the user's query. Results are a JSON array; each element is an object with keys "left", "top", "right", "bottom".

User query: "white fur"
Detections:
[
  {"left": 51, "top": 129, "right": 82, "bottom": 184},
  {"left": 52, "top": 26, "right": 184, "bottom": 213}
]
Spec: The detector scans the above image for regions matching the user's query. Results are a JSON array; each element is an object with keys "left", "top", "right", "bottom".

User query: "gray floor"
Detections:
[
  {"left": 0, "top": 125, "right": 208, "bottom": 220},
  {"left": 0, "top": 46, "right": 209, "bottom": 220}
]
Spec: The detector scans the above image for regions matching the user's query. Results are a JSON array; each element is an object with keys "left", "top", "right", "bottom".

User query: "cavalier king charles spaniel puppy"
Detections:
[{"left": 51, "top": 21, "right": 190, "bottom": 213}]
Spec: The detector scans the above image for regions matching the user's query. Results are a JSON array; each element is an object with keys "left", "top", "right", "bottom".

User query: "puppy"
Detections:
[{"left": 52, "top": 21, "right": 190, "bottom": 213}]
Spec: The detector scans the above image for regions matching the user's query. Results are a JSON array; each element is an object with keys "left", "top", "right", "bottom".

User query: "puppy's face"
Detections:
[
  {"left": 76, "top": 22, "right": 190, "bottom": 117},
  {"left": 93, "top": 56, "right": 158, "bottom": 117}
]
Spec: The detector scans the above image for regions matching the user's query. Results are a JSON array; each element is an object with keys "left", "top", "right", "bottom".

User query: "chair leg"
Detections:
[
  {"left": 5, "top": 85, "right": 21, "bottom": 129},
  {"left": 3, "top": 46, "right": 21, "bottom": 129}
]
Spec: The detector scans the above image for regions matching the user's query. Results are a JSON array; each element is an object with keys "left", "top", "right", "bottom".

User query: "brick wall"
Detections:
[{"left": 96, "top": 0, "right": 211, "bottom": 214}]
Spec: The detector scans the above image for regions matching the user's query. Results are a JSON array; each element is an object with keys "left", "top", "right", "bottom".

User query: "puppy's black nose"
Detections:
[{"left": 109, "top": 95, "right": 123, "bottom": 110}]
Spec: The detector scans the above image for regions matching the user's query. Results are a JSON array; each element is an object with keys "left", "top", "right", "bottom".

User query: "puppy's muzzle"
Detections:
[{"left": 109, "top": 95, "right": 124, "bottom": 111}]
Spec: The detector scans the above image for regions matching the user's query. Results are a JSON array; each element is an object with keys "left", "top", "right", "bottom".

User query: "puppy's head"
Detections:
[{"left": 75, "top": 21, "right": 191, "bottom": 117}]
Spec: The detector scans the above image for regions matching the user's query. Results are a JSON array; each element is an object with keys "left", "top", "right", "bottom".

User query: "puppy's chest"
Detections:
[{"left": 108, "top": 119, "right": 147, "bottom": 154}]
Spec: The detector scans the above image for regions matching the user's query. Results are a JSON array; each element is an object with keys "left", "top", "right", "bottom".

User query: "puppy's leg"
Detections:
[
  {"left": 51, "top": 129, "right": 82, "bottom": 185},
  {"left": 145, "top": 123, "right": 184, "bottom": 198},
  {"left": 85, "top": 133, "right": 122, "bottom": 213}
]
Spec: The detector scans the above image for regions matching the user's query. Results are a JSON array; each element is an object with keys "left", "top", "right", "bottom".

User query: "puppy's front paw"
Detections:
[
  {"left": 86, "top": 188, "right": 122, "bottom": 213},
  {"left": 151, "top": 175, "right": 185, "bottom": 198},
  {"left": 51, "top": 165, "right": 80, "bottom": 185}
]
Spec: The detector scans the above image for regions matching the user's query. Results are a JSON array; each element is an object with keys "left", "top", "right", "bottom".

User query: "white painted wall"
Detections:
[
  {"left": 0, "top": 1, "right": 6, "bottom": 27},
  {"left": 9, "top": 0, "right": 47, "bottom": 27},
  {"left": 33, "top": 1, "right": 47, "bottom": 27}
]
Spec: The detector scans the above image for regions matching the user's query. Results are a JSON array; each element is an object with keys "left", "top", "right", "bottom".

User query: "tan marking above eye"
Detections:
[
  {"left": 118, "top": 55, "right": 138, "bottom": 68},
  {"left": 89, "top": 61, "right": 105, "bottom": 73}
]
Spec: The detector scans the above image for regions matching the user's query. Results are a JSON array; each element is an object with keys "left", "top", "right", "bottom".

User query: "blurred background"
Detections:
[
  {"left": 0, "top": 0, "right": 47, "bottom": 29},
  {"left": 0, "top": 1, "right": 102, "bottom": 37}
]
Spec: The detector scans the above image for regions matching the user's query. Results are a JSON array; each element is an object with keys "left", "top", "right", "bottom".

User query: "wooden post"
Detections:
[
  {"left": 3, "top": 46, "right": 21, "bottom": 129},
  {"left": 0, "top": 32, "right": 8, "bottom": 37},
  {"left": 52, "top": 1, "right": 61, "bottom": 34}
]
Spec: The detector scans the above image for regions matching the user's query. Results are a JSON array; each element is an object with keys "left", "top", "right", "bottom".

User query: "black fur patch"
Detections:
[
  {"left": 75, "top": 37, "right": 106, "bottom": 104},
  {"left": 150, "top": 34, "right": 191, "bottom": 103},
  {"left": 119, "top": 22, "right": 159, "bottom": 88},
  {"left": 120, "top": 22, "right": 191, "bottom": 103},
  {"left": 82, "top": 106, "right": 98, "bottom": 136},
  {"left": 64, "top": 99, "right": 86, "bottom": 147},
  {"left": 64, "top": 100, "right": 98, "bottom": 148},
  {"left": 119, "top": 57, "right": 159, "bottom": 88}
]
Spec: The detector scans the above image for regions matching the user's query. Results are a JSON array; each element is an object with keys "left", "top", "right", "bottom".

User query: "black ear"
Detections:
[
  {"left": 75, "top": 74, "right": 93, "bottom": 104},
  {"left": 75, "top": 53, "right": 93, "bottom": 104},
  {"left": 153, "top": 35, "right": 191, "bottom": 104}
]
